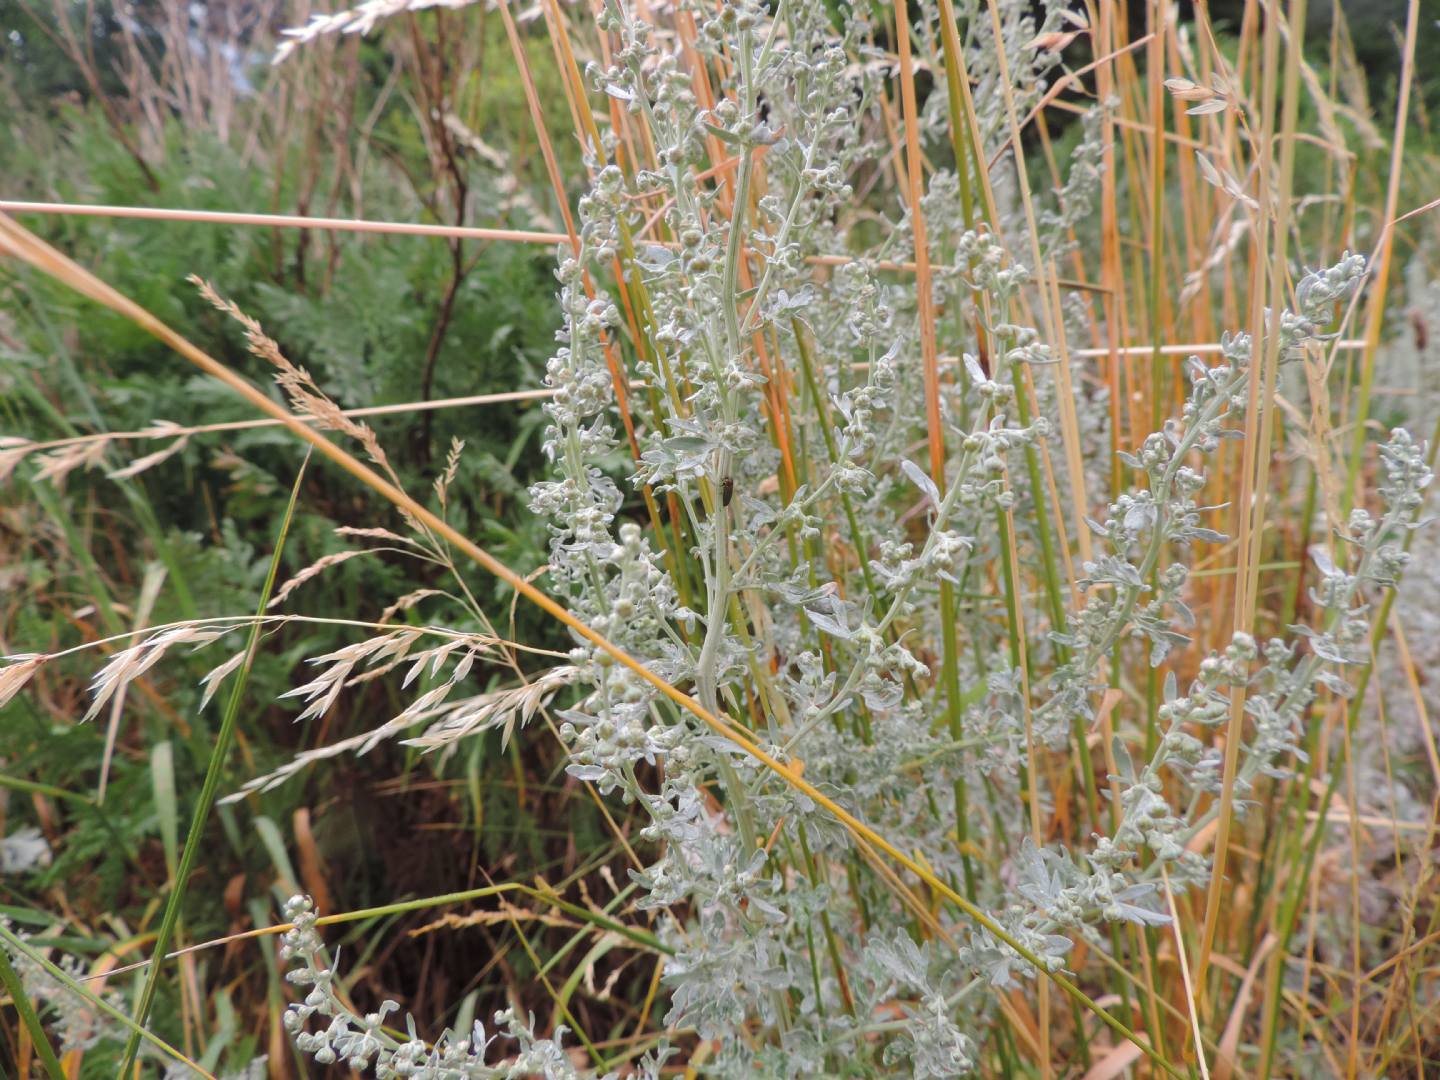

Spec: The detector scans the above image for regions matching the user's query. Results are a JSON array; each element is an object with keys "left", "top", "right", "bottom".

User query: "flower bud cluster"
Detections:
[{"left": 955, "top": 228, "right": 1028, "bottom": 302}]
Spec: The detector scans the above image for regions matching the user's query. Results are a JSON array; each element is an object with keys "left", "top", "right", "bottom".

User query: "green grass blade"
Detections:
[
  {"left": 150, "top": 740, "right": 178, "bottom": 881},
  {"left": 0, "top": 939, "right": 67, "bottom": 1080},
  {"left": 115, "top": 450, "right": 311, "bottom": 1075}
]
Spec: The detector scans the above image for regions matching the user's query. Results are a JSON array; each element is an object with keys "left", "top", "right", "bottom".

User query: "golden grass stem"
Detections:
[
  {"left": 5, "top": 389, "right": 559, "bottom": 457},
  {"left": 0, "top": 200, "right": 570, "bottom": 244},
  {"left": 1194, "top": 0, "right": 1288, "bottom": 998}
]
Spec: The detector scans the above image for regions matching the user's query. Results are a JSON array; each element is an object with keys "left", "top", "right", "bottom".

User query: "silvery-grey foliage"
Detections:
[
  {"left": 281, "top": 896, "right": 670, "bottom": 1079},
  {"left": 501, "top": 0, "right": 1429, "bottom": 1073},
  {"left": 259, "top": 0, "right": 1437, "bottom": 1071}
]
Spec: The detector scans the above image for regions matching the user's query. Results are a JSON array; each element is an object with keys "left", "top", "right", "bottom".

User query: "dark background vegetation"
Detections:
[{"left": 0, "top": 3, "right": 644, "bottom": 1072}]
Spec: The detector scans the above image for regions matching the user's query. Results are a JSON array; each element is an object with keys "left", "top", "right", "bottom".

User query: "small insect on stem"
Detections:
[{"left": 721, "top": 476, "right": 734, "bottom": 507}]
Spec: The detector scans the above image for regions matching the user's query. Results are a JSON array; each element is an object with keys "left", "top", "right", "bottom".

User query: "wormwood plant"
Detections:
[{"left": 2, "top": 0, "right": 1437, "bottom": 1076}]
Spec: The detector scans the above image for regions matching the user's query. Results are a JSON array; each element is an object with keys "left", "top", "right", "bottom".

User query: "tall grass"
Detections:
[{"left": 1, "top": 0, "right": 1438, "bottom": 1077}]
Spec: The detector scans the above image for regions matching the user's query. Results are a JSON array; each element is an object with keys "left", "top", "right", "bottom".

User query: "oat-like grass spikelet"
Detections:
[{"left": 188, "top": 274, "right": 398, "bottom": 485}]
